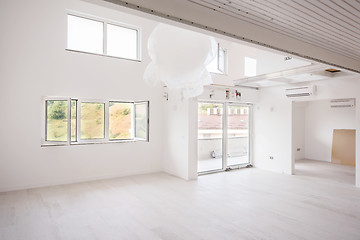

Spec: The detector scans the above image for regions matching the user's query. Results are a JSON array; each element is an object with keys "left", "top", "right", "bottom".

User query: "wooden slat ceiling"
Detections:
[{"left": 187, "top": 0, "right": 360, "bottom": 61}]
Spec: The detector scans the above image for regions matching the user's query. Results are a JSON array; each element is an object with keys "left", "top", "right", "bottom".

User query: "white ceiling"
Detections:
[
  {"left": 187, "top": 0, "right": 360, "bottom": 62},
  {"left": 103, "top": 0, "right": 359, "bottom": 87},
  {"left": 104, "top": 0, "right": 360, "bottom": 72}
]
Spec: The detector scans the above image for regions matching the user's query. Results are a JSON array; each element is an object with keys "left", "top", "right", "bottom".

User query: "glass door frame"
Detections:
[
  {"left": 197, "top": 101, "right": 225, "bottom": 174},
  {"left": 226, "top": 102, "right": 251, "bottom": 169},
  {"left": 197, "top": 101, "right": 252, "bottom": 175}
]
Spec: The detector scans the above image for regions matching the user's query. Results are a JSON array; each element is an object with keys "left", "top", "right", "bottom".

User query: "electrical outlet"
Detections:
[{"left": 269, "top": 156, "right": 274, "bottom": 160}]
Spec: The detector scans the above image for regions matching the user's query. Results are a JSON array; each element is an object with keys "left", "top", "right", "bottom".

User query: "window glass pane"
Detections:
[
  {"left": 46, "top": 100, "right": 68, "bottom": 142},
  {"left": 227, "top": 105, "right": 250, "bottom": 166},
  {"left": 198, "top": 103, "right": 223, "bottom": 139},
  {"left": 135, "top": 103, "right": 148, "bottom": 140},
  {"left": 206, "top": 54, "right": 220, "bottom": 74},
  {"left": 109, "top": 102, "right": 132, "bottom": 140},
  {"left": 198, "top": 102, "right": 223, "bottom": 172},
  {"left": 80, "top": 103, "right": 105, "bottom": 139},
  {"left": 67, "top": 15, "right": 103, "bottom": 54},
  {"left": 244, "top": 57, "right": 257, "bottom": 77},
  {"left": 71, "top": 100, "right": 77, "bottom": 142},
  {"left": 207, "top": 44, "right": 225, "bottom": 74},
  {"left": 218, "top": 47, "right": 226, "bottom": 73},
  {"left": 107, "top": 24, "right": 138, "bottom": 60}
]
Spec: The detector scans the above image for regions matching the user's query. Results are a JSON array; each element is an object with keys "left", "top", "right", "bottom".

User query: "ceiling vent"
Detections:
[
  {"left": 325, "top": 68, "right": 341, "bottom": 73},
  {"left": 330, "top": 98, "right": 355, "bottom": 108},
  {"left": 285, "top": 85, "right": 316, "bottom": 98}
]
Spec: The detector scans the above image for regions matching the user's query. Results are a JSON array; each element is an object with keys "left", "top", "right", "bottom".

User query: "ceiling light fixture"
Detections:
[{"left": 286, "top": 73, "right": 328, "bottom": 82}]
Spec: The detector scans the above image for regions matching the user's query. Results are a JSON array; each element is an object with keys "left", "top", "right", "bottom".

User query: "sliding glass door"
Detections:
[
  {"left": 197, "top": 102, "right": 224, "bottom": 173},
  {"left": 227, "top": 104, "right": 250, "bottom": 166},
  {"left": 198, "top": 102, "right": 251, "bottom": 174}
]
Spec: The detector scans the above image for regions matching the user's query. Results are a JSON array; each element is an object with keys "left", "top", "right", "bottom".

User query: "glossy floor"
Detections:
[
  {"left": 198, "top": 155, "right": 249, "bottom": 172},
  {"left": 0, "top": 159, "right": 359, "bottom": 240}
]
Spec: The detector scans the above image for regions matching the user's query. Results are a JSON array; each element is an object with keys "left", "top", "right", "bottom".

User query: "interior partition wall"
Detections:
[{"left": 198, "top": 101, "right": 251, "bottom": 174}]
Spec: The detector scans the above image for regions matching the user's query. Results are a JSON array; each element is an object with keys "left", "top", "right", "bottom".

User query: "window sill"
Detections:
[
  {"left": 209, "top": 71, "right": 228, "bottom": 76},
  {"left": 65, "top": 49, "right": 141, "bottom": 62},
  {"left": 41, "top": 139, "right": 149, "bottom": 147}
]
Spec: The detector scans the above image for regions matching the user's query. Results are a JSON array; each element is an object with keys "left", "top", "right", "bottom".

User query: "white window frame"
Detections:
[
  {"left": 41, "top": 97, "right": 149, "bottom": 147},
  {"left": 108, "top": 100, "right": 134, "bottom": 141},
  {"left": 70, "top": 99, "right": 78, "bottom": 143},
  {"left": 76, "top": 99, "right": 109, "bottom": 144},
  {"left": 66, "top": 11, "right": 142, "bottom": 62},
  {"left": 244, "top": 57, "right": 257, "bottom": 77},
  {"left": 197, "top": 101, "right": 252, "bottom": 175},
  {"left": 217, "top": 44, "right": 227, "bottom": 74},
  {"left": 207, "top": 43, "right": 227, "bottom": 75},
  {"left": 41, "top": 97, "right": 71, "bottom": 146},
  {"left": 134, "top": 101, "right": 150, "bottom": 142}
]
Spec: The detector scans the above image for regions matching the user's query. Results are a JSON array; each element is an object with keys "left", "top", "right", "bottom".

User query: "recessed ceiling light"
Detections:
[
  {"left": 251, "top": 80, "right": 285, "bottom": 87},
  {"left": 286, "top": 73, "right": 328, "bottom": 82}
]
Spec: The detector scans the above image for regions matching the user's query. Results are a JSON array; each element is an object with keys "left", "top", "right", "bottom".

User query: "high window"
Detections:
[
  {"left": 67, "top": 13, "right": 140, "bottom": 61},
  {"left": 207, "top": 43, "right": 227, "bottom": 74},
  {"left": 244, "top": 57, "right": 257, "bottom": 77},
  {"left": 41, "top": 97, "right": 149, "bottom": 146}
]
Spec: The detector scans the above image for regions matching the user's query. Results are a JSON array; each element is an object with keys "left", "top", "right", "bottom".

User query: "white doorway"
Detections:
[{"left": 292, "top": 99, "right": 356, "bottom": 184}]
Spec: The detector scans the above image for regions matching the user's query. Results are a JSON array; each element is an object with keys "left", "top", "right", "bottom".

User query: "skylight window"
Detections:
[{"left": 244, "top": 57, "right": 257, "bottom": 77}]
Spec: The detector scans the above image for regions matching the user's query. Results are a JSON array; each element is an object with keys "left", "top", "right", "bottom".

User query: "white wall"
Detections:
[
  {"left": 2, "top": 0, "right": 360, "bottom": 191},
  {"left": 84, "top": 0, "right": 360, "bottom": 188},
  {"left": 304, "top": 100, "right": 356, "bottom": 162},
  {"left": 305, "top": 78, "right": 360, "bottom": 188},
  {"left": 254, "top": 77, "right": 360, "bottom": 186},
  {"left": 252, "top": 87, "right": 293, "bottom": 174},
  {"left": 208, "top": 38, "right": 310, "bottom": 86},
  {"left": 299, "top": 78, "right": 360, "bottom": 188},
  {"left": 163, "top": 85, "right": 259, "bottom": 180},
  {"left": 292, "top": 102, "right": 306, "bottom": 160},
  {"left": 0, "top": 0, "right": 261, "bottom": 189},
  {"left": 0, "top": 0, "right": 165, "bottom": 192},
  {"left": 292, "top": 99, "right": 356, "bottom": 162},
  {"left": 162, "top": 90, "right": 194, "bottom": 180}
]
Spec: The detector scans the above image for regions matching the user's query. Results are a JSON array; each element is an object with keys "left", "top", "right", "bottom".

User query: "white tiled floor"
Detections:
[
  {"left": 198, "top": 156, "right": 249, "bottom": 172},
  {"left": 0, "top": 159, "right": 359, "bottom": 240}
]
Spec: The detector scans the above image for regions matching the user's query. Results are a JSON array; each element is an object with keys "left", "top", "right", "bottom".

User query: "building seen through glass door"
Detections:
[{"left": 198, "top": 102, "right": 251, "bottom": 174}]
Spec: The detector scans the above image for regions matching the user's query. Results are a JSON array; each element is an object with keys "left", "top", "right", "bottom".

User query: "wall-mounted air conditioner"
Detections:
[
  {"left": 330, "top": 98, "right": 355, "bottom": 108},
  {"left": 285, "top": 85, "right": 316, "bottom": 98}
]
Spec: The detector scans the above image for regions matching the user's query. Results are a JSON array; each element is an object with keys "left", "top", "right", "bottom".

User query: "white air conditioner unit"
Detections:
[
  {"left": 330, "top": 98, "right": 355, "bottom": 108},
  {"left": 285, "top": 85, "right": 316, "bottom": 98}
]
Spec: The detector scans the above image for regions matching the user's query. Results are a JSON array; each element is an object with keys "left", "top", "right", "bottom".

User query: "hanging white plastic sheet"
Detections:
[{"left": 144, "top": 23, "right": 217, "bottom": 98}]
